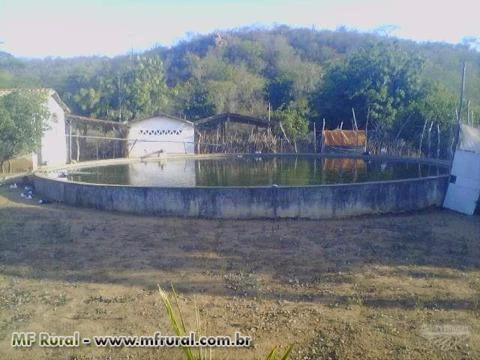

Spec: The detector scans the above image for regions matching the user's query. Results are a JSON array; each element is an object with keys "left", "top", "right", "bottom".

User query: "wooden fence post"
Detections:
[
  {"left": 419, "top": 119, "right": 428, "bottom": 157},
  {"left": 437, "top": 123, "right": 441, "bottom": 159},
  {"left": 321, "top": 118, "right": 326, "bottom": 153}
]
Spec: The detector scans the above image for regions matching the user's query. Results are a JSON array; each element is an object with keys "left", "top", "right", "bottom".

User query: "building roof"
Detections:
[
  {"left": 66, "top": 114, "right": 128, "bottom": 127},
  {"left": 322, "top": 129, "right": 366, "bottom": 147},
  {"left": 0, "top": 88, "right": 71, "bottom": 113},
  {"left": 195, "top": 112, "right": 269, "bottom": 130},
  {"left": 128, "top": 112, "right": 194, "bottom": 126}
]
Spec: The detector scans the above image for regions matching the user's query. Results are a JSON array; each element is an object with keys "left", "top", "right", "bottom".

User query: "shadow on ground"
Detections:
[{"left": 0, "top": 185, "right": 479, "bottom": 312}]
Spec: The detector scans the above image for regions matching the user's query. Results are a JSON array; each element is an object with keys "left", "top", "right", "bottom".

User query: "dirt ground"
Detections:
[{"left": 0, "top": 182, "right": 479, "bottom": 360}]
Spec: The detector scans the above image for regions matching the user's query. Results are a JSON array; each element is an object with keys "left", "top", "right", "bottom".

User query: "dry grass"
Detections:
[{"left": 0, "top": 184, "right": 479, "bottom": 359}]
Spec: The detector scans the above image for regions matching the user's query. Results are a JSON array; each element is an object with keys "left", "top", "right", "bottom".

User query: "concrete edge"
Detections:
[{"left": 32, "top": 155, "right": 450, "bottom": 219}]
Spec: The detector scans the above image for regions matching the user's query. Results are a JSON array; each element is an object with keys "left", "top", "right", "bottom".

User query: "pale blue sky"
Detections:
[{"left": 0, "top": 0, "right": 478, "bottom": 58}]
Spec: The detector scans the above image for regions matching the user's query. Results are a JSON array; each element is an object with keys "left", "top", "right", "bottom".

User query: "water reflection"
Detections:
[
  {"left": 129, "top": 160, "right": 195, "bottom": 186},
  {"left": 67, "top": 156, "right": 448, "bottom": 187}
]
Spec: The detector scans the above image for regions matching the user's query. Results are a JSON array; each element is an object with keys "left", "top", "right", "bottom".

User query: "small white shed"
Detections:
[{"left": 127, "top": 114, "right": 195, "bottom": 157}]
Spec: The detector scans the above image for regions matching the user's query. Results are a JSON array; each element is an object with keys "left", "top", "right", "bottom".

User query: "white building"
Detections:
[
  {"left": 0, "top": 88, "right": 70, "bottom": 169},
  {"left": 36, "top": 90, "right": 69, "bottom": 168},
  {"left": 127, "top": 113, "right": 195, "bottom": 157},
  {"left": 443, "top": 124, "right": 480, "bottom": 215}
]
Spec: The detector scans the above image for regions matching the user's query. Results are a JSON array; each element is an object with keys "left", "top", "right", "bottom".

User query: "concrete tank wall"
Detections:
[{"left": 33, "top": 174, "right": 449, "bottom": 219}]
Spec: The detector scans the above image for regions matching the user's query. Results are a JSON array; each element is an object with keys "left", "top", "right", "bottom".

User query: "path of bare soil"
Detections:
[{"left": 0, "top": 183, "right": 479, "bottom": 359}]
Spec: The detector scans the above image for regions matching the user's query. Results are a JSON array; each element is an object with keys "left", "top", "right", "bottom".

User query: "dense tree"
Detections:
[
  {"left": 313, "top": 42, "right": 424, "bottom": 132},
  {"left": 111, "top": 55, "right": 169, "bottom": 121},
  {"left": 188, "top": 49, "right": 266, "bottom": 115},
  {"left": 395, "top": 81, "right": 457, "bottom": 156},
  {"left": 273, "top": 99, "right": 309, "bottom": 153},
  {"left": 223, "top": 37, "right": 266, "bottom": 74},
  {"left": 0, "top": 71, "right": 12, "bottom": 88},
  {"left": 0, "top": 91, "right": 49, "bottom": 168},
  {"left": 62, "top": 55, "right": 169, "bottom": 121},
  {"left": 63, "top": 75, "right": 103, "bottom": 116},
  {"left": 0, "top": 52, "right": 16, "bottom": 87},
  {"left": 173, "top": 80, "right": 215, "bottom": 120}
]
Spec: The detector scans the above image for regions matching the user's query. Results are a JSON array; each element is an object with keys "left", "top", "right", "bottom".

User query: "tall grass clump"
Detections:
[{"left": 158, "top": 286, "right": 293, "bottom": 360}]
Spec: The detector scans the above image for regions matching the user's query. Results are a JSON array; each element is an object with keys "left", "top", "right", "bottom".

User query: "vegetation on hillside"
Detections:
[{"left": 1, "top": 26, "right": 479, "bottom": 156}]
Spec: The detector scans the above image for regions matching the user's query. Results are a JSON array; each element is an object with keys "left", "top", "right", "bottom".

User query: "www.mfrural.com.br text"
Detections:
[{"left": 11, "top": 331, "right": 252, "bottom": 348}]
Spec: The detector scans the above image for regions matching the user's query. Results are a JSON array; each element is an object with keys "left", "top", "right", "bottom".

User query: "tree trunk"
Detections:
[
  {"left": 419, "top": 119, "right": 428, "bottom": 157},
  {"left": 278, "top": 122, "right": 291, "bottom": 148},
  {"left": 449, "top": 121, "right": 455, "bottom": 160},
  {"left": 321, "top": 118, "right": 326, "bottom": 153},
  {"left": 76, "top": 130, "right": 80, "bottom": 162},
  {"left": 364, "top": 108, "right": 370, "bottom": 152},
  {"left": 427, "top": 121, "right": 434, "bottom": 158},
  {"left": 437, "top": 123, "right": 441, "bottom": 159}
]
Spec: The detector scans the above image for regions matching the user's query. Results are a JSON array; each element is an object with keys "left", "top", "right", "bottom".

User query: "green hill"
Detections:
[{"left": 1, "top": 26, "right": 478, "bottom": 155}]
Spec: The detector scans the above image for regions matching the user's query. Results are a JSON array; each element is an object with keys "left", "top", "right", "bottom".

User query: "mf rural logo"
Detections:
[{"left": 420, "top": 324, "right": 470, "bottom": 351}]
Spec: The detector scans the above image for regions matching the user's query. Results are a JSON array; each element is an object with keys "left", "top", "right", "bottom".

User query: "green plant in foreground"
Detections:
[
  {"left": 158, "top": 286, "right": 293, "bottom": 360},
  {"left": 158, "top": 286, "right": 204, "bottom": 360},
  {"left": 265, "top": 344, "right": 294, "bottom": 360}
]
